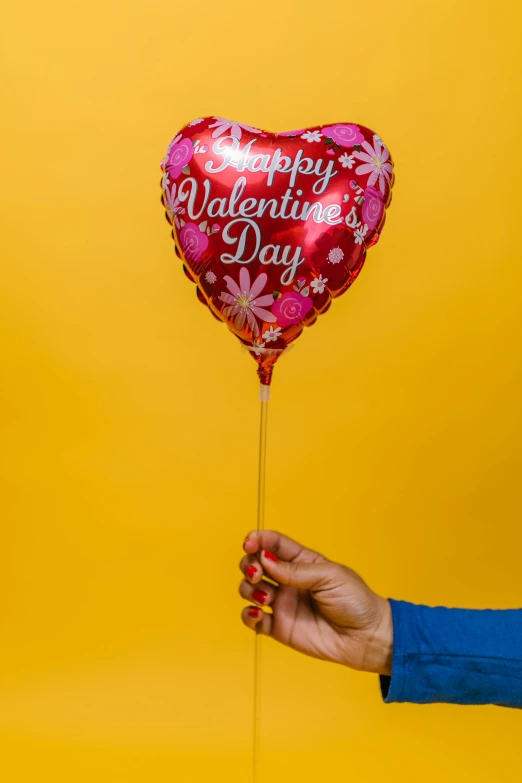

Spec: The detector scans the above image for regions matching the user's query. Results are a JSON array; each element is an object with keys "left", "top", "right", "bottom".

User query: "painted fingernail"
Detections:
[
  {"left": 248, "top": 607, "right": 261, "bottom": 618},
  {"left": 245, "top": 565, "right": 257, "bottom": 580},
  {"left": 263, "top": 548, "right": 278, "bottom": 562},
  {"left": 252, "top": 589, "right": 268, "bottom": 605}
]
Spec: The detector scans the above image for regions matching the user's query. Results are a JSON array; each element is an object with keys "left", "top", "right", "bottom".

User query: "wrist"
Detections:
[{"left": 362, "top": 597, "right": 393, "bottom": 676}]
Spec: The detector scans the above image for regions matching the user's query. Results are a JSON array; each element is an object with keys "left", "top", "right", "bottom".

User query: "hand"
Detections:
[{"left": 239, "top": 530, "right": 393, "bottom": 676}]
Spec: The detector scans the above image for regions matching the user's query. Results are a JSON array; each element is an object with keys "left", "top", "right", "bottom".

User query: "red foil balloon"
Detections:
[{"left": 160, "top": 117, "right": 394, "bottom": 385}]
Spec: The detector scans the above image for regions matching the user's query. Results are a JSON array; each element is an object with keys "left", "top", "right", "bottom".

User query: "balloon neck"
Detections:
[{"left": 257, "top": 364, "right": 273, "bottom": 387}]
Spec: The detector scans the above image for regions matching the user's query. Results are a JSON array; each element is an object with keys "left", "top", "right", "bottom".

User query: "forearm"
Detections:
[{"left": 380, "top": 599, "right": 522, "bottom": 708}]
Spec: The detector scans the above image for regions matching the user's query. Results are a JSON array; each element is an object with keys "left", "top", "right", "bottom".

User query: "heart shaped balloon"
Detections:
[{"left": 160, "top": 117, "right": 394, "bottom": 385}]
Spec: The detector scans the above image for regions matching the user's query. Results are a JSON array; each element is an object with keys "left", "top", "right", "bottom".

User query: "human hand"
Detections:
[{"left": 240, "top": 530, "right": 393, "bottom": 676}]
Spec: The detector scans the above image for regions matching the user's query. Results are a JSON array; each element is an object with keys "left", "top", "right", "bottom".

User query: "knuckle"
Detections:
[{"left": 288, "top": 560, "right": 301, "bottom": 576}]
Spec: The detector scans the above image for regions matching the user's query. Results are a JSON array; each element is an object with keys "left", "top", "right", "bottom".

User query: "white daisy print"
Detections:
[
  {"left": 328, "top": 247, "right": 344, "bottom": 264},
  {"left": 354, "top": 224, "right": 369, "bottom": 245},
  {"left": 205, "top": 270, "right": 217, "bottom": 284},
  {"left": 311, "top": 274, "right": 328, "bottom": 294},
  {"left": 188, "top": 118, "right": 205, "bottom": 126},
  {"left": 262, "top": 325, "right": 282, "bottom": 343},
  {"left": 301, "top": 130, "right": 322, "bottom": 143},
  {"left": 339, "top": 153, "right": 355, "bottom": 169},
  {"left": 250, "top": 340, "right": 266, "bottom": 356},
  {"left": 162, "top": 171, "right": 170, "bottom": 190},
  {"left": 164, "top": 185, "right": 186, "bottom": 223}
]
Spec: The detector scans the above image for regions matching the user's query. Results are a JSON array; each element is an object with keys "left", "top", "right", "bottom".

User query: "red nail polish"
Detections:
[
  {"left": 248, "top": 607, "right": 261, "bottom": 618},
  {"left": 263, "top": 548, "right": 278, "bottom": 562},
  {"left": 253, "top": 589, "right": 268, "bottom": 605},
  {"left": 246, "top": 565, "right": 257, "bottom": 580}
]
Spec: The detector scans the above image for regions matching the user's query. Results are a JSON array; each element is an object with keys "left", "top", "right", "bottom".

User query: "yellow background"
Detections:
[{"left": 2, "top": 1, "right": 522, "bottom": 780}]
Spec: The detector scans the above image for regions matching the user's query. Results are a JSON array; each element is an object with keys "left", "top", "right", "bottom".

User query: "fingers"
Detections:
[
  {"left": 239, "top": 576, "right": 278, "bottom": 608},
  {"left": 241, "top": 605, "right": 273, "bottom": 636},
  {"left": 243, "top": 529, "right": 327, "bottom": 564},
  {"left": 258, "top": 550, "right": 335, "bottom": 591},
  {"left": 240, "top": 530, "right": 330, "bottom": 638},
  {"left": 239, "top": 554, "right": 265, "bottom": 585}
]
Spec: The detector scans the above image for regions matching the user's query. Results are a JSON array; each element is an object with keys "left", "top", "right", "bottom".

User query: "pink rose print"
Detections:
[
  {"left": 179, "top": 222, "right": 209, "bottom": 262},
  {"left": 322, "top": 124, "right": 364, "bottom": 148},
  {"left": 166, "top": 138, "right": 194, "bottom": 180},
  {"left": 160, "top": 133, "right": 182, "bottom": 170},
  {"left": 361, "top": 186, "right": 384, "bottom": 229},
  {"left": 272, "top": 291, "right": 313, "bottom": 328}
]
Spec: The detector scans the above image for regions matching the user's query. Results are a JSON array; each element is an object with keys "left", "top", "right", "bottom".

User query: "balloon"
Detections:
[{"left": 160, "top": 117, "right": 394, "bottom": 385}]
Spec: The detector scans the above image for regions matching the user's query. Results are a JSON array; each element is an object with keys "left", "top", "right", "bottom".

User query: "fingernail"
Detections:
[
  {"left": 245, "top": 565, "right": 257, "bottom": 580},
  {"left": 252, "top": 589, "right": 268, "bottom": 605},
  {"left": 263, "top": 548, "right": 278, "bottom": 562},
  {"left": 248, "top": 607, "right": 261, "bottom": 618},
  {"left": 243, "top": 536, "right": 251, "bottom": 552}
]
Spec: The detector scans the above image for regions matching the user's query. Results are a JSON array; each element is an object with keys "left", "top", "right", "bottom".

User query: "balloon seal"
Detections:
[
  {"left": 257, "top": 363, "right": 273, "bottom": 388},
  {"left": 259, "top": 382, "right": 270, "bottom": 402}
]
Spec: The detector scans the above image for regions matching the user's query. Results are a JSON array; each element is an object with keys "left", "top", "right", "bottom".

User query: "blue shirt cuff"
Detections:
[{"left": 379, "top": 598, "right": 522, "bottom": 708}]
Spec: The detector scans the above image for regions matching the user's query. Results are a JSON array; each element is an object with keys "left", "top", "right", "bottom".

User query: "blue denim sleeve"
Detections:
[{"left": 380, "top": 599, "right": 522, "bottom": 708}]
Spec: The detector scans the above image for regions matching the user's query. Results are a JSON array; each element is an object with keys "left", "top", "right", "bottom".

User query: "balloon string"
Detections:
[{"left": 253, "top": 387, "right": 269, "bottom": 783}]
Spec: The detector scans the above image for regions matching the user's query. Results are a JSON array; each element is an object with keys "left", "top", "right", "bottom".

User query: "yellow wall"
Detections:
[{"left": 2, "top": 1, "right": 522, "bottom": 780}]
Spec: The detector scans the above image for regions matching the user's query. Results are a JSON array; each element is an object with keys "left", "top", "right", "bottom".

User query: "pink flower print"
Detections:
[
  {"left": 179, "top": 222, "right": 209, "bottom": 262},
  {"left": 166, "top": 138, "right": 194, "bottom": 180},
  {"left": 322, "top": 124, "right": 364, "bottom": 148},
  {"left": 277, "top": 129, "right": 305, "bottom": 137},
  {"left": 272, "top": 291, "right": 313, "bottom": 328},
  {"left": 361, "top": 186, "right": 384, "bottom": 229},
  {"left": 219, "top": 268, "right": 276, "bottom": 336},
  {"left": 353, "top": 139, "right": 393, "bottom": 194},
  {"left": 208, "top": 118, "right": 262, "bottom": 140},
  {"left": 160, "top": 133, "right": 181, "bottom": 170}
]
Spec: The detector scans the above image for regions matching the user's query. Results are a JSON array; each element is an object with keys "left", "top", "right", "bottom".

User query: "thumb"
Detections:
[{"left": 260, "top": 549, "right": 332, "bottom": 590}]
